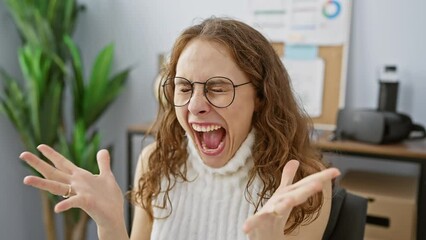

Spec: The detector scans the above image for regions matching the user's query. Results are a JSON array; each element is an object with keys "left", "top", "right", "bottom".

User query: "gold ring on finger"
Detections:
[{"left": 62, "top": 184, "right": 72, "bottom": 199}]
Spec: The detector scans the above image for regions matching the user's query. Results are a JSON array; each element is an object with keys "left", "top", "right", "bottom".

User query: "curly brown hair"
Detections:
[{"left": 133, "top": 17, "right": 325, "bottom": 234}]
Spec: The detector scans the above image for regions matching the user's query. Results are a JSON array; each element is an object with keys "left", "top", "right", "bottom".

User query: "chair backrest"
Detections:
[{"left": 322, "top": 186, "right": 368, "bottom": 240}]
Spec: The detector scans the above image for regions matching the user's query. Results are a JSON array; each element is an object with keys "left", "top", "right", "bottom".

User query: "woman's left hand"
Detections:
[{"left": 242, "top": 160, "right": 340, "bottom": 239}]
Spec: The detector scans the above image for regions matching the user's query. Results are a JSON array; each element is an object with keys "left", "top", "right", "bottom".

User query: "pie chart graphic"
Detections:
[{"left": 322, "top": 0, "right": 341, "bottom": 19}]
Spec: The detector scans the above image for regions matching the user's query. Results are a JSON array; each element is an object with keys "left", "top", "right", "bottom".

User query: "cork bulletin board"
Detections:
[
  {"left": 271, "top": 42, "right": 347, "bottom": 129},
  {"left": 250, "top": 0, "right": 353, "bottom": 129}
]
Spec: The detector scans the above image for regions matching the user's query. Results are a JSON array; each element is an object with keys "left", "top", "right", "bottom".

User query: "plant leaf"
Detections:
[
  {"left": 63, "top": 35, "right": 84, "bottom": 120},
  {"left": 84, "top": 44, "right": 114, "bottom": 118},
  {"left": 84, "top": 68, "right": 130, "bottom": 126}
]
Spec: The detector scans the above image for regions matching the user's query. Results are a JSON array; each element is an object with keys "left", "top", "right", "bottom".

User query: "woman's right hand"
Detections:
[{"left": 20, "top": 144, "right": 128, "bottom": 239}]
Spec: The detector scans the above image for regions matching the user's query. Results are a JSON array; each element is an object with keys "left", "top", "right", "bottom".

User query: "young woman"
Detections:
[{"left": 21, "top": 17, "right": 339, "bottom": 240}]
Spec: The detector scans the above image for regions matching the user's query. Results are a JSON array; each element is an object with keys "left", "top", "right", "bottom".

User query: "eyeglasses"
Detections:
[{"left": 162, "top": 76, "right": 251, "bottom": 108}]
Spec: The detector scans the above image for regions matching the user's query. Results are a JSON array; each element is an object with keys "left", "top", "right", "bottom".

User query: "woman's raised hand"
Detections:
[
  {"left": 20, "top": 144, "right": 128, "bottom": 238},
  {"left": 243, "top": 160, "right": 340, "bottom": 240}
]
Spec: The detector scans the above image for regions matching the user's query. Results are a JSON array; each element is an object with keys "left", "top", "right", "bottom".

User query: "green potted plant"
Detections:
[{"left": 0, "top": 0, "right": 130, "bottom": 239}]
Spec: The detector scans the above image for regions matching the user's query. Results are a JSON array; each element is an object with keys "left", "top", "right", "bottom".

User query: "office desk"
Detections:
[
  {"left": 127, "top": 124, "right": 426, "bottom": 239},
  {"left": 313, "top": 130, "right": 426, "bottom": 240}
]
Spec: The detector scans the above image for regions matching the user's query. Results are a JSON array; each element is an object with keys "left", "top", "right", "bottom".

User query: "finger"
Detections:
[
  {"left": 279, "top": 160, "right": 300, "bottom": 187},
  {"left": 289, "top": 168, "right": 340, "bottom": 191},
  {"left": 55, "top": 192, "right": 95, "bottom": 214},
  {"left": 55, "top": 196, "right": 80, "bottom": 213},
  {"left": 23, "top": 175, "right": 73, "bottom": 197},
  {"left": 271, "top": 168, "right": 339, "bottom": 216},
  {"left": 20, "top": 152, "right": 69, "bottom": 182},
  {"left": 273, "top": 181, "right": 323, "bottom": 216},
  {"left": 97, "top": 149, "right": 111, "bottom": 176},
  {"left": 37, "top": 144, "right": 75, "bottom": 174}
]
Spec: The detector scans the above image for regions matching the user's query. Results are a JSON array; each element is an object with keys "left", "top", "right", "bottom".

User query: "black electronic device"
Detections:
[{"left": 334, "top": 109, "right": 426, "bottom": 144}]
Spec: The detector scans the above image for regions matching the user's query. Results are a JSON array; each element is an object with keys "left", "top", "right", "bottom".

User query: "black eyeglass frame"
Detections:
[{"left": 162, "top": 76, "right": 252, "bottom": 108}]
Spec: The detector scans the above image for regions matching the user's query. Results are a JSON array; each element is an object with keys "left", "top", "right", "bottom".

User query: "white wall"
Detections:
[
  {"left": 0, "top": 0, "right": 425, "bottom": 239},
  {"left": 0, "top": 2, "right": 45, "bottom": 239}
]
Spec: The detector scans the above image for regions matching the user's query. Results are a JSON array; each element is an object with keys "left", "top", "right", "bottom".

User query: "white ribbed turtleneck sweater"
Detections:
[{"left": 150, "top": 131, "right": 261, "bottom": 240}]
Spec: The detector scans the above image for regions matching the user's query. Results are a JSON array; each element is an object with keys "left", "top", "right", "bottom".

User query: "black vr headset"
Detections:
[{"left": 334, "top": 109, "right": 426, "bottom": 144}]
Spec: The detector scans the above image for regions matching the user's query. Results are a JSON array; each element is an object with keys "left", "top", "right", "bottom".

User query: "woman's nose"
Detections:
[{"left": 187, "top": 86, "right": 211, "bottom": 115}]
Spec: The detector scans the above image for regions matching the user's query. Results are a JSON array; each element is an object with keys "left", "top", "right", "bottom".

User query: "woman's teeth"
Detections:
[{"left": 191, "top": 124, "right": 222, "bottom": 132}]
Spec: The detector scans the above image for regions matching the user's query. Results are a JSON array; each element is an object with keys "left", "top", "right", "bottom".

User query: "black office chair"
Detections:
[{"left": 322, "top": 186, "right": 368, "bottom": 240}]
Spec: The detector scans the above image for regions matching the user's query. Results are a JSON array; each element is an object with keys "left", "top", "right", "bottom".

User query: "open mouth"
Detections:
[{"left": 192, "top": 123, "right": 226, "bottom": 156}]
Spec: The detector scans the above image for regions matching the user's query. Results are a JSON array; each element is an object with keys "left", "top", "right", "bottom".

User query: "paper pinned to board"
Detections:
[
  {"left": 249, "top": 0, "right": 350, "bottom": 45},
  {"left": 248, "top": 0, "right": 289, "bottom": 41},
  {"left": 285, "top": 0, "right": 349, "bottom": 45},
  {"left": 283, "top": 58, "right": 325, "bottom": 117}
]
